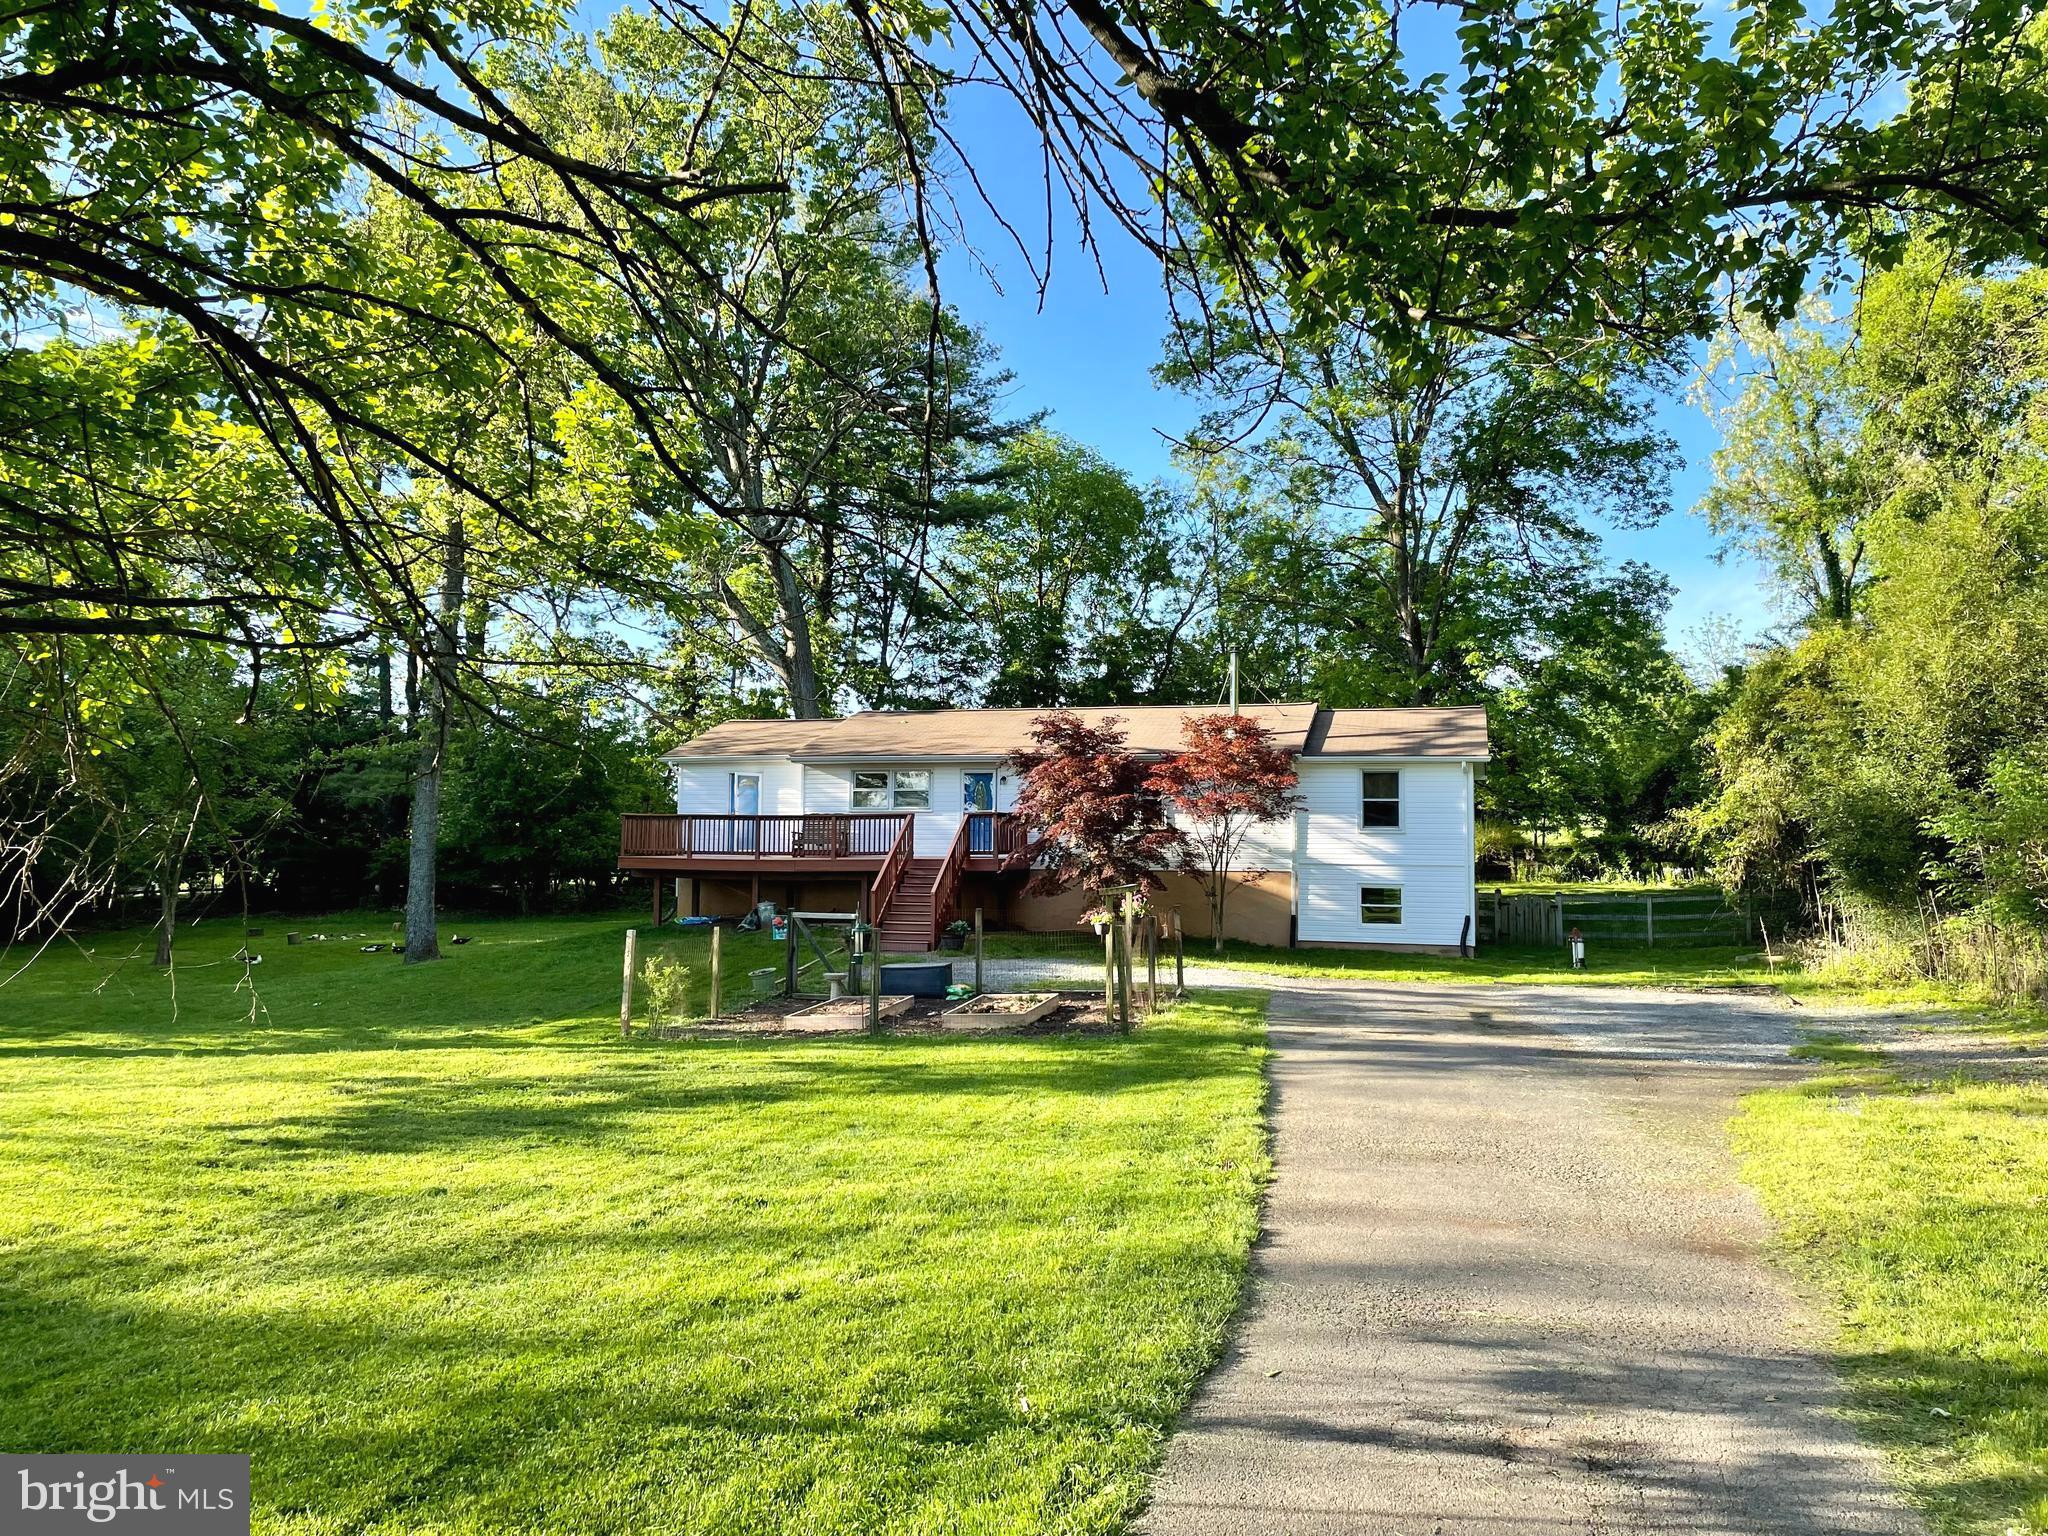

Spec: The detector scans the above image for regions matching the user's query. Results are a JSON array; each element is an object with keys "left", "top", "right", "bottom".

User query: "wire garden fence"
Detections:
[{"left": 1478, "top": 889, "right": 1754, "bottom": 948}]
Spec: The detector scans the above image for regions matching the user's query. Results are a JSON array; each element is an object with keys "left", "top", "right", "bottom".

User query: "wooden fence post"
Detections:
[
  {"left": 1146, "top": 917, "right": 1159, "bottom": 1014},
  {"left": 1116, "top": 921, "right": 1134, "bottom": 1033},
  {"left": 709, "top": 924, "right": 723, "bottom": 1020},
  {"left": 973, "top": 906, "right": 985, "bottom": 996},
  {"left": 1103, "top": 923, "right": 1115, "bottom": 1022},
  {"left": 619, "top": 928, "right": 638, "bottom": 1039},
  {"left": 1552, "top": 893, "right": 1565, "bottom": 947},
  {"left": 866, "top": 919, "right": 883, "bottom": 1033},
  {"left": 1645, "top": 896, "right": 1655, "bottom": 948}
]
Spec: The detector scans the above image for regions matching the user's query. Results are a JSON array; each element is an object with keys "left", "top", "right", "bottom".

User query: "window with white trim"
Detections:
[
  {"left": 1360, "top": 886, "right": 1403, "bottom": 925},
  {"left": 1361, "top": 770, "right": 1401, "bottom": 828},
  {"left": 852, "top": 769, "right": 931, "bottom": 809}
]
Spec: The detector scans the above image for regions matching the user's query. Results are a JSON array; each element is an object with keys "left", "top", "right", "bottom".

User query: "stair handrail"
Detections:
[
  {"left": 926, "top": 815, "right": 974, "bottom": 950},
  {"left": 868, "top": 813, "right": 916, "bottom": 930},
  {"left": 993, "top": 811, "right": 1044, "bottom": 869}
]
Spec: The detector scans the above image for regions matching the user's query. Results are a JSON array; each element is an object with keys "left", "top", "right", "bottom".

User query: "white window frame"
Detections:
[
  {"left": 1360, "top": 885, "right": 1404, "bottom": 925},
  {"left": 1360, "top": 769, "right": 1402, "bottom": 830},
  {"left": 851, "top": 768, "right": 931, "bottom": 810}
]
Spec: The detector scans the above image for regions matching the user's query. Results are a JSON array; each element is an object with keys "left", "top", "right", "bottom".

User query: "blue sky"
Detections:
[{"left": 928, "top": 86, "right": 1780, "bottom": 665}]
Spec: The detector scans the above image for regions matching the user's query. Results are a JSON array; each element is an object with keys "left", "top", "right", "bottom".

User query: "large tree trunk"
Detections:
[
  {"left": 405, "top": 514, "right": 466, "bottom": 965},
  {"left": 718, "top": 543, "right": 827, "bottom": 719},
  {"left": 771, "top": 551, "right": 826, "bottom": 718}
]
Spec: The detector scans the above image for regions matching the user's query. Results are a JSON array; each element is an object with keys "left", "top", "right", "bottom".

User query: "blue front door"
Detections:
[{"left": 963, "top": 772, "right": 995, "bottom": 851}]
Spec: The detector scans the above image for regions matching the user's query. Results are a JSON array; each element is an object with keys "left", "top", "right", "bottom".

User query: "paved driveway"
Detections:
[{"left": 1115, "top": 979, "right": 1922, "bottom": 1536}]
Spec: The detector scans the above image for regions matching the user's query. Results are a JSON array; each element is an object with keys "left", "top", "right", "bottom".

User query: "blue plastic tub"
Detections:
[{"left": 879, "top": 961, "right": 953, "bottom": 998}]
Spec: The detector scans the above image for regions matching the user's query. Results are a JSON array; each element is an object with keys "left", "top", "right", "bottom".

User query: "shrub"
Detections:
[
  {"left": 638, "top": 953, "right": 693, "bottom": 1032},
  {"left": 1798, "top": 902, "right": 2048, "bottom": 1012}
]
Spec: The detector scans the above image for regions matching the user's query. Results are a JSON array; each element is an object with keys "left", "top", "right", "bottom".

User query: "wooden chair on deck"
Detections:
[{"left": 792, "top": 815, "right": 841, "bottom": 858}]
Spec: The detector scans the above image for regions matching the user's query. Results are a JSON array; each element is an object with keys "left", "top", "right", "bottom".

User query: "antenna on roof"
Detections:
[{"left": 1228, "top": 652, "right": 1239, "bottom": 713}]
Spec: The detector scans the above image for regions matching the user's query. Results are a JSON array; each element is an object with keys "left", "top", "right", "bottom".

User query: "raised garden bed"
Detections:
[
  {"left": 655, "top": 989, "right": 1112, "bottom": 1038},
  {"left": 940, "top": 992, "right": 1062, "bottom": 1030},
  {"left": 793, "top": 994, "right": 913, "bottom": 1026}
]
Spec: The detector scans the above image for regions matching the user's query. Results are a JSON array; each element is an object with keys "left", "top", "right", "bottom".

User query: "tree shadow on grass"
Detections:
[
  {"left": 187, "top": 1026, "right": 1254, "bottom": 1159},
  {"left": 1833, "top": 1343, "right": 2048, "bottom": 1530},
  {"left": 0, "top": 1177, "right": 1242, "bottom": 1534}
]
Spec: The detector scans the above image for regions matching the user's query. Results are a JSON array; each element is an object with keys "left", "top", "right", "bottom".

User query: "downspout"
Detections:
[
  {"left": 1289, "top": 783, "right": 1305, "bottom": 949},
  {"left": 1465, "top": 761, "right": 1478, "bottom": 952}
]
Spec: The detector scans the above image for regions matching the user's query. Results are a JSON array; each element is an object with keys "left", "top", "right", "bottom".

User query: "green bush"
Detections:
[{"left": 639, "top": 953, "right": 693, "bottom": 1031}]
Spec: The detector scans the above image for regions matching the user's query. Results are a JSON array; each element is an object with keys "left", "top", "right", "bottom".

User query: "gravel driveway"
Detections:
[{"left": 1055, "top": 973, "right": 1922, "bottom": 1535}]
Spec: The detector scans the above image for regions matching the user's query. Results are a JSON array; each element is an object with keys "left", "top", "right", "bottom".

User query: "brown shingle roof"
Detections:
[
  {"left": 666, "top": 703, "right": 1488, "bottom": 761},
  {"left": 1301, "top": 706, "right": 1489, "bottom": 759},
  {"left": 656, "top": 717, "right": 829, "bottom": 759}
]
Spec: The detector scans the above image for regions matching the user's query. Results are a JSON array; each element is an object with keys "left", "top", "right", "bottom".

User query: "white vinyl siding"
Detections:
[
  {"left": 802, "top": 763, "right": 851, "bottom": 812},
  {"left": 793, "top": 761, "right": 1009, "bottom": 857},
  {"left": 1294, "top": 759, "right": 1475, "bottom": 947},
  {"left": 672, "top": 759, "right": 802, "bottom": 816}
]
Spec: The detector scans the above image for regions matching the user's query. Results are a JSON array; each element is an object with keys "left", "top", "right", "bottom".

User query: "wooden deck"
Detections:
[
  {"left": 616, "top": 812, "right": 1034, "bottom": 876},
  {"left": 618, "top": 813, "right": 907, "bottom": 874},
  {"left": 621, "top": 811, "right": 1040, "bottom": 949}
]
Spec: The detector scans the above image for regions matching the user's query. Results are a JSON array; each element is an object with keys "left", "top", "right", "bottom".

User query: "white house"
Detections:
[{"left": 618, "top": 703, "right": 1488, "bottom": 953}]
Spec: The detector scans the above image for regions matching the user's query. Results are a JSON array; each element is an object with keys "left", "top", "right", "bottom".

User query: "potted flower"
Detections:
[
  {"left": 941, "top": 919, "right": 971, "bottom": 951},
  {"left": 1079, "top": 905, "right": 1113, "bottom": 936}
]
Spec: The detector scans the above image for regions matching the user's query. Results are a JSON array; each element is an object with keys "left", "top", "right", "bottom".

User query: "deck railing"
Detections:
[
  {"left": 963, "top": 811, "right": 1037, "bottom": 866},
  {"left": 868, "top": 814, "right": 917, "bottom": 927},
  {"left": 620, "top": 813, "right": 912, "bottom": 861},
  {"left": 925, "top": 815, "right": 974, "bottom": 949}
]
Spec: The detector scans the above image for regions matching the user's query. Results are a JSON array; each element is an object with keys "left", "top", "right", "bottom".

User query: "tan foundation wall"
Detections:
[
  {"left": 685, "top": 878, "right": 866, "bottom": 919},
  {"left": 1004, "top": 870, "right": 1296, "bottom": 948}
]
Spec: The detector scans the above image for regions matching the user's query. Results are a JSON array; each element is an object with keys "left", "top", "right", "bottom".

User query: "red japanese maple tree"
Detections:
[
  {"left": 1008, "top": 712, "right": 1185, "bottom": 902},
  {"left": 1148, "top": 714, "right": 1300, "bottom": 952}
]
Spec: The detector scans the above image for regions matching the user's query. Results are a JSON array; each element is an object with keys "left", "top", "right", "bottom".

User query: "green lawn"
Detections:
[
  {"left": 1735, "top": 1040, "right": 2048, "bottom": 1535},
  {"left": 0, "top": 911, "right": 1269, "bottom": 1535},
  {"left": 978, "top": 930, "right": 1776, "bottom": 990}
]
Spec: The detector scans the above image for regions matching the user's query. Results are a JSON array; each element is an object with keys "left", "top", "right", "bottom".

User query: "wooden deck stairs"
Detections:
[{"left": 877, "top": 857, "right": 945, "bottom": 953}]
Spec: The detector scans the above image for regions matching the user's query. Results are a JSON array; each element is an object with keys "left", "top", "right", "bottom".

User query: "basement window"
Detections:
[
  {"left": 1361, "top": 770, "right": 1401, "bottom": 828},
  {"left": 1360, "top": 886, "right": 1404, "bottom": 925}
]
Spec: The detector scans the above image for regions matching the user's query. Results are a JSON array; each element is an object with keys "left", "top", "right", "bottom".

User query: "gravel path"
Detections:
[{"left": 1100, "top": 974, "right": 1922, "bottom": 1536}]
